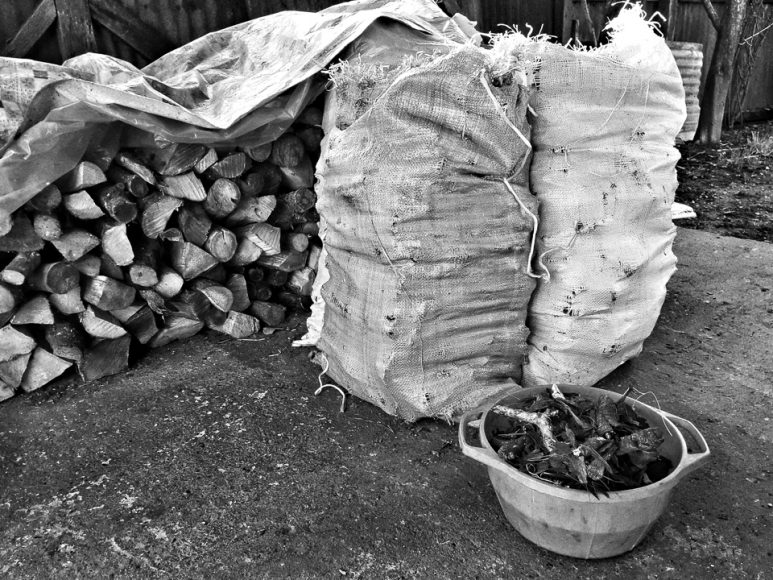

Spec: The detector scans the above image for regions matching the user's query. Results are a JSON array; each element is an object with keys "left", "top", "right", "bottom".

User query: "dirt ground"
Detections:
[{"left": 0, "top": 227, "right": 771, "bottom": 579}]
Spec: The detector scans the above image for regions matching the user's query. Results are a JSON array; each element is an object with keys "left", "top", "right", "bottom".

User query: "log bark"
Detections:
[
  {"left": 139, "top": 288, "right": 167, "bottom": 314},
  {"left": 20, "top": 348, "right": 73, "bottom": 393},
  {"left": 249, "top": 300, "right": 286, "bottom": 327}
]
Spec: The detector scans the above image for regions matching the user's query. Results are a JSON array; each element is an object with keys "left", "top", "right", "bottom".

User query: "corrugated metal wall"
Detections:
[{"left": 1, "top": 0, "right": 771, "bottom": 113}]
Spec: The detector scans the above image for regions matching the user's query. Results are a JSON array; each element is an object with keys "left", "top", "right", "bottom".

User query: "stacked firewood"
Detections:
[{"left": 0, "top": 106, "right": 325, "bottom": 402}]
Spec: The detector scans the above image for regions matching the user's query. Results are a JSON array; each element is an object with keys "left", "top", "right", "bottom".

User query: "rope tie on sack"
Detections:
[{"left": 314, "top": 352, "right": 346, "bottom": 413}]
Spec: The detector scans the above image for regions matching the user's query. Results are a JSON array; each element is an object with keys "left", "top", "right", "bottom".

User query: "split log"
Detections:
[
  {"left": 100, "top": 222, "right": 134, "bottom": 266},
  {"left": 159, "top": 228, "right": 184, "bottom": 242},
  {"left": 274, "top": 290, "right": 311, "bottom": 311},
  {"left": 251, "top": 163, "right": 283, "bottom": 196},
  {"left": 140, "top": 193, "right": 182, "bottom": 238},
  {"left": 193, "top": 148, "right": 218, "bottom": 174},
  {"left": 205, "top": 152, "right": 249, "bottom": 179},
  {"left": 279, "top": 154, "right": 314, "bottom": 189},
  {"left": 228, "top": 238, "right": 262, "bottom": 267},
  {"left": 100, "top": 253, "right": 124, "bottom": 281},
  {"left": 139, "top": 289, "right": 167, "bottom": 314},
  {"left": 145, "top": 143, "right": 206, "bottom": 176},
  {"left": 0, "top": 381, "right": 14, "bottom": 401},
  {"left": 49, "top": 286, "right": 86, "bottom": 315},
  {"left": 80, "top": 306, "right": 127, "bottom": 339},
  {"left": 249, "top": 300, "right": 286, "bottom": 327},
  {"left": 0, "top": 325, "right": 36, "bottom": 362},
  {"left": 282, "top": 232, "right": 309, "bottom": 254},
  {"left": 204, "top": 178, "right": 241, "bottom": 218},
  {"left": 158, "top": 172, "right": 207, "bottom": 202},
  {"left": 287, "top": 267, "right": 316, "bottom": 296},
  {"left": 242, "top": 143, "right": 272, "bottom": 163},
  {"left": 296, "top": 125, "right": 324, "bottom": 155},
  {"left": 207, "top": 311, "right": 260, "bottom": 339},
  {"left": 278, "top": 187, "right": 317, "bottom": 214},
  {"left": 269, "top": 133, "right": 305, "bottom": 167},
  {"left": 257, "top": 249, "right": 308, "bottom": 272},
  {"left": 64, "top": 190, "right": 105, "bottom": 219},
  {"left": 177, "top": 203, "right": 212, "bottom": 246},
  {"left": 20, "top": 348, "right": 73, "bottom": 393},
  {"left": 73, "top": 254, "right": 101, "bottom": 277},
  {"left": 44, "top": 322, "right": 85, "bottom": 362},
  {"left": 0, "top": 283, "right": 20, "bottom": 317},
  {"left": 167, "top": 289, "right": 211, "bottom": 322},
  {"left": 204, "top": 227, "right": 238, "bottom": 263},
  {"left": 126, "top": 238, "right": 160, "bottom": 288},
  {"left": 106, "top": 166, "right": 149, "bottom": 198},
  {"left": 0, "top": 352, "right": 32, "bottom": 390},
  {"left": 237, "top": 171, "right": 264, "bottom": 198},
  {"left": 79, "top": 335, "right": 131, "bottom": 381},
  {"left": 149, "top": 316, "right": 204, "bottom": 348},
  {"left": 12, "top": 294, "right": 54, "bottom": 325},
  {"left": 225, "top": 195, "right": 277, "bottom": 227},
  {"left": 226, "top": 274, "right": 250, "bottom": 312},
  {"left": 93, "top": 183, "right": 137, "bottom": 223},
  {"left": 29, "top": 262, "right": 79, "bottom": 294},
  {"left": 0, "top": 214, "right": 44, "bottom": 252},
  {"left": 153, "top": 266, "right": 184, "bottom": 299},
  {"left": 83, "top": 275, "right": 136, "bottom": 311},
  {"left": 1, "top": 252, "right": 41, "bottom": 286},
  {"left": 115, "top": 151, "right": 157, "bottom": 185},
  {"left": 307, "top": 243, "right": 323, "bottom": 271},
  {"left": 111, "top": 303, "right": 158, "bottom": 344},
  {"left": 25, "top": 184, "right": 62, "bottom": 213},
  {"left": 238, "top": 222, "right": 281, "bottom": 256},
  {"left": 51, "top": 229, "right": 100, "bottom": 261},
  {"left": 190, "top": 279, "right": 233, "bottom": 312},
  {"left": 57, "top": 161, "right": 106, "bottom": 192},
  {"left": 169, "top": 242, "right": 218, "bottom": 280}
]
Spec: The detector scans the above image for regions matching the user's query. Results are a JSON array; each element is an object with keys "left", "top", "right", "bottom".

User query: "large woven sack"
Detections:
[
  {"left": 316, "top": 46, "right": 537, "bottom": 421},
  {"left": 496, "top": 9, "right": 687, "bottom": 387}
]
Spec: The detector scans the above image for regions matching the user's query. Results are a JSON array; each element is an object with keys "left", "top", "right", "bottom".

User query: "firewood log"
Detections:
[
  {"left": 287, "top": 267, "right": 316, "bottom": 296},
  {"left": 93, "top": 183, "right": 137, "bottom": 224},
  {"left": 237, "top": 172, "right": 264, "bottom": 198},
  {"left": 205, "top": 152, "right": 249, "bottom": 179},
  {"left": 111, "top": 303, "right": 158, "bottom": 344},
  {"left": 249, "top": 300, "right": 286, "bottom": 327},
  {"left": 204, "top": 227, "right": 238, "bottom": 263},
  {"left": 20, "top": 348, "right": 73, "bottom": 393},
  {"left": 294, "top": 221, "right": 320, "bottom": 236},
  {"left": 11, "top": 294, "right": 54, "bottom": 325},
  {"left": 29, "top": 262, "right": 79, "bottom": 294},
  {"left": 226, "top": 274, "right": 250, "bottom": 312},
  {"left": 51, "top": 229, "right": 100, "bottom": 261},
  {"left": 257, "top": 249, "right": 308, "bottom": 273},
  {"left": 282, "top": 232, "right": 309, "bottom": 254},
  {"left": 153, "top": 266, "right": 184, "bottom": 299},
  {"left": 278, "top": 187, "right": 317, "bottom": 214},
  {"left": 31, "top": 213, "right": 62, "bottom": 241},
  {"left": 126, "top": 238, "right": 160, "bottom": 288},
  {"left": 0, "top": 352, "right": 31, "bottom": 390},
  {"left": 269, "top": 133, "right": 305, "bottom": 167},
  {"left": 263, "top": 269, "right": 287, "bottom": 288},
  {"left": 204, "top": 178, "right": 241, "bottom": 218},
  {"left": 44, "top": 322, "right": 85, "bottom": 362},
  {"left": 228, "top": 238, "right": 262, "bottom": 267},
  {"left": 279, "top": 154, "right": 314, "bottom": 189},
  {"left": 139, "top": 289, "right": 166, "bottom": 314},
  {"left": 169, "top": 241, "right": 218, "bottom": 280},
  {"left": 0, "top": 212, "right": 10, "bottom": 238},
  {"left": 25, "top": 184, "right": 62, "bottom": 213},
  {"left": 167, "top": 289, "right": 211, "bottom": 322},
  {"left": 177, "top": 203, "right": 212, "bottom": 246},
  {"left": 148, "top": 316, "right": 204, "bottom": 348},
  {"left": 115, "top": 152, "right": 157, "bottom": 185},
  {"left": 73, "top": 254, "right": 101, "bottom": 277},
  {"left": 0, "top": 325, "right": 36, "bottom": 362},
  {"left": 237, "top": 222, "right": 281, "bottom": 256},
  {"left": 64, "top": 190, "right": 105, "bottom": 220},
  {"left": 100, "top": 222, "right": 134, "bottom": 266},
  {"left": 83, "top": 275, "right": 136, "bottom": 311},
  {"left": 0, "top": 214, "right": 44, "bottom": 252},
  {"left": 190, "top": 279, "right": 233, "bottom": 313},
  {"left": 57, "top": 161, "right": 106, "bottom": 193},
  {"left": 245, "top": 266, "right": 265, "bottom": 283},
  {"left": 78, "top": 335, "right": 131, "bottom": 381},
  {"left": 1, "top": 252, "right": 41, "bottom": 286},
  {"left": 225, "top": 195, "right": 277, "bottom": 227},
  {"left": 274, "top": 290, "right": 311, "bottom": 311},
  {"left": 194, "top": 148, "right": 218, "bottom": 174},
  {"left": 100, "top": 253, "right": 124, "bottom": 281},
  {"left": 158, "top": 172, "right": 207, "bottom": 202},
  {"left": 0, "top": 283, "right": 19, "bottom": 319},
  {"left": 159, "top": 228, "right": 184, "bottom": 242},
  {"left": 296, "top": 106, "right": 323, "bottom": 127},
  {"left": 145, "top": 143, "right": 207, "bottom": 176},
  {"left": 106, "top": 166, "right": 149, "bottom": 198},
  {"left": 296, "top": 125, "right": 324, "bottom": 155},
  {"left": 246, "top": 281, "right": 272, "bottom": 302},
  {"left": 80, "top": 306, "right": 127, "bottom": 339},
  {"left": 140, "top": 193, "right": 182, "bottom": 238},
  {"left": 307, "top": 243, "right": 323, "bottom": 271},
  {"left": 207, "top": 311, "right": 260, "bottom": 338},
  {"left": 199, "top": 263, "right": 228, "bottom": 283},
  {"left": 49, "top": 286, "right": 86, "bottom": 315},
  {"left": 0, "top": 380, "right": 14, "bottom": 401},
  {"left": 242, "top": 143, "right": 272, "bottom": 163},
  {"left": 251, "top": 163, "right": 282, "bottom": 196}
]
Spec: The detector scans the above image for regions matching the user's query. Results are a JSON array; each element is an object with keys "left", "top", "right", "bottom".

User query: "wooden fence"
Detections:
[{"left": 1, "top": 0, "right": 771, "bottom": 114}]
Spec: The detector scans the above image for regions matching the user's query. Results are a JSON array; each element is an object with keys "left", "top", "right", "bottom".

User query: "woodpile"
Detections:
[{"left": 0, "top": 106, "right": 323, "bottom": 402}]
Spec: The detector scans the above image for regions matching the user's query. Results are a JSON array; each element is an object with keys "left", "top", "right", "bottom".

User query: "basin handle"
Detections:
[
  {"left": 458, "top": 408, "right": 516, "bottom": 477},
  {"left": 660, "top": 410, "right": 711, "bottom": 479}
]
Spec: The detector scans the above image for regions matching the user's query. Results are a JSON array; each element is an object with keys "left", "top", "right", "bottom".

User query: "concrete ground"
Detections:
[{"left": 0, "top": 227, "right": 771, "bottom": 579}]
